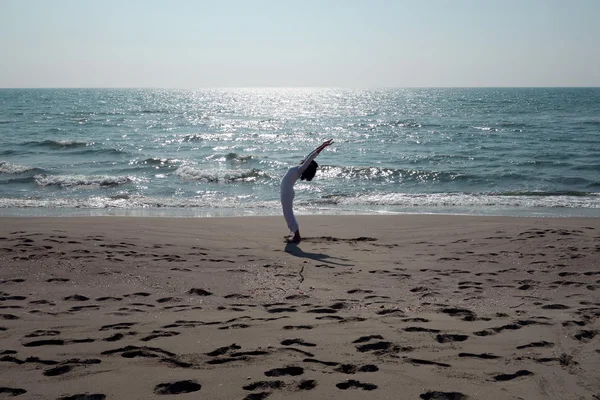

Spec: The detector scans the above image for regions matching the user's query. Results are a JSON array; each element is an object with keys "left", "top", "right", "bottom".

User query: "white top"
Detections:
[{"left": 280, "top": 149, "right": 320, "bottom": 200}]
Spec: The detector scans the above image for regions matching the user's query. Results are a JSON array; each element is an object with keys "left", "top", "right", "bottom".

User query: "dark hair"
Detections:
[{"left": 300, "top": 160, "right": 318, "bottom": 181}]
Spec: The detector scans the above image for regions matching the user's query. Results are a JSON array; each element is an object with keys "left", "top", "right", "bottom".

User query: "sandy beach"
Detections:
[{"left": 0, "top": 215, "right": 599, "bottom": 399}]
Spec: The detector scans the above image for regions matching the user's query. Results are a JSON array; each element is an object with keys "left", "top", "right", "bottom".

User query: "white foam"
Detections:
[
  {"left": 0, "top": 161, "right": 34, "bottom": 174},
  {"left": 34, "top": 174, "right": 139, "bottom": 188},
  {"left": 174, "top": 166, "right": 267, "bottom": 182},
  {"left": 321, "top": 192, "right": 600, "bottom": 209},
  {"left": 0, "top": 194, "right": 276, "bottom": 210},
  {"left": 1, "top": 193, "right": 599, "bottom": 218}
]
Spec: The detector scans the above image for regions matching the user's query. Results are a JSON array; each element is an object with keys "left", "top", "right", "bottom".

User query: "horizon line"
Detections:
[{"left": 1, "top": 85, "right": 599, "bottom": 90}]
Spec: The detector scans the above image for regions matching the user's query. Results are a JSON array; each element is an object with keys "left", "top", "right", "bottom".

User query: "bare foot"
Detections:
[{"left": 286, "top": 231, "right": 301, "bottom": 243}]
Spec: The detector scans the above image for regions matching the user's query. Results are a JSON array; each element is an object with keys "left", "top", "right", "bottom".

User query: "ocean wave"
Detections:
[
  {"left": 225, "top": 152, "right": 253, "bottom": 162},
  {"left": 0, "top": 195, "right": 268, "bottom": 210},
  {"left": 495, "top": 190, "right": 593, "bottom": 197},
  {"left": 1, "top": 191, "right": 597, "bottom": 211},
  {"left": 497, "top": 122, "right": 532, "bottom": 129},
  {"left": 319, "top": 165, "right": 468, "bottom": 183},
  {"left": 514, "top": 160, "right": 572, "bottom": 168},
  {"left": 174, "top": 166, "right": 268, "bottom": 183},
  {"left": 34, "top": 174, "right": 137, "bottom": 188},
  {"left": 140, "top": 109, "right": 168, "bottom": 114},
  {"left": 572, "top": 163, "right": 600, "bottom": 172},
  {"left": 133, "top": 157, "right": 181, "bottom": 168},
  {"left": 207, "top": 153, "right": 254, "bottom": 163},
  {"left": 0, "top": 161, "right": 42, "bottom": 174},
  {"left": 0, "top": 176, "right": 36, "bottom": 185},
  {"left": 313, "top": 192, "right": 600, "bottom": 209},
  {"left": 350, "top": 120, "right": 435, "bottom": 130},
  {"left": 71, "top": 147, "right": 129, "bottom": 156},
  {"left": 25, "top": 139, "right": 91, "bottom": 149},
  {"left": 578, "top": 120, "right": 600, "bottom": 127},
  {"left": 548, "top": 176, "right": 594, "bottom": 186},
  {"left": 472, "top": 126, "right": 500, "bottom": 132},
  {"left": 178, "top": 133, "right": 227, "bottom": 142}
]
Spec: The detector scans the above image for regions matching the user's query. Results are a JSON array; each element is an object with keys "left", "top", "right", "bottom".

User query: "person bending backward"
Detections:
[{"left": 280, "top": 139, "right": 334, "bottom": 243}]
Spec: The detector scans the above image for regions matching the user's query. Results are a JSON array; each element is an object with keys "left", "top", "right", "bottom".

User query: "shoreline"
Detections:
[
  {"left": 0, "top": 206, "right": 599, "bottom": 219},
  {"left": 1, "top": 215, "right": 599, "bottom": 399}
]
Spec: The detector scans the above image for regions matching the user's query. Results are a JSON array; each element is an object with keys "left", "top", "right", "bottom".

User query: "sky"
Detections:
[{"left": 1, "top": 0, "right": 599, "bottom": 88}]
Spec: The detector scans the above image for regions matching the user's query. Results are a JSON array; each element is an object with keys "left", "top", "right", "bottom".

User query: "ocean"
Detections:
[{"left": 0, "top": 88, "right": 599, "bottom": 217}]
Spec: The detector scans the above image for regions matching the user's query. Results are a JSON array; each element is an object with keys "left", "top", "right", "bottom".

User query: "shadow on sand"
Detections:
[{"left": 284, "top": 242, "right": 354, "bottom": 267}]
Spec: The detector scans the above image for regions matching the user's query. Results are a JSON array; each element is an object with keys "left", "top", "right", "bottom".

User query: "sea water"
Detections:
[{"left": 0, "top": 88, "right": 599, "bottom": 217}]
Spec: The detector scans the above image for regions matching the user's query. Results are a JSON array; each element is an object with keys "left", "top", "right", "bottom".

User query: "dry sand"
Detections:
[{"left": 0, "top": 215, "right": 599, "bottom": 400}]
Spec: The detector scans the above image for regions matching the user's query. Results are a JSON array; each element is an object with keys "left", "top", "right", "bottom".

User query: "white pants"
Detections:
[{"left": 281, "top": 192, "right": 298, "bottom": 233}]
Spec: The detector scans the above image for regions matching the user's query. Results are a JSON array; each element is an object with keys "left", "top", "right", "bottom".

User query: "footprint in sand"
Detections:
[
  {"left": 218, "top": 323, "right": 251, "bottom": 330},
  {"left": 1, "top": 313, "right": 20, "bottom": 321},
  {"left": 352, "top": 335, "right": 384, "bottom": 343},
  {"left": 156, "top": 297, "right": 181, "bottom": 303},
  {"left": 206, "top": 344, "right": 241, "bottom": 357},
  {"left": 516, "top": 341, "right": 553, "bottom": 349},
  {"left": 296, "top": 380, "right": 317, "bottom": 390},
  {"left": 493, "top": 370, "right": 533, "bottom": 381},
  {"left": 43, "top": 359, "right": 101, "bottom": 376},
  {"left": 64, "top": 295, "right": 89, "bottom": 301},
  {"left": 266, "top": 307, "right": 297, "bottom": 314},
  {"left": 458, "top": 353, "right": 500, "bottom": 360},
  {"left": 406, "top": 358, "right": 451, "bottom": 368},
  {"left": 355, "top": 341, "right": 409, "bottom": 355},
  {"left": 439, "top": 307, "right": 476, "bottom": 320},
  {"left": 0, "top": 295, "right": 26, "bottom": 301},
  {"left": 435, "top": 334, "right": 469, "bottom": 343},
  {"left": 280, "top": 339, "right": 316, "bottom": 347},
  {"left": 243, "top": 393, "right": 270, "bottom": 400},
  {"left": 103, "top": 332, "right": 127, "bottom": 342},
  {"left": 188, "top": 288, "right": 213, "bottom": 296},
  {"left": 24, "top": 329, "right": 60, "bottom": 338},
  {"left": 283, "top": 325, "right": 313, "bottom": 330},
  {"left": 243, "top": 381, "right": 285, "bottom": 391},
  {"left": 58, "top": 394, "right": 106, "bottom": 400},
  {"left": 336, "top": 380, "right": 377, "bottom": 391},
  {"left": 347, "top": 289, "right": 373, "bottom": 294},
  {"left": 0, "top": 387, "right": 27, "bottom": 396},
  {"left": 264, "top": 366, "right": 304, "bottom": 377},
  {"left": 141, "top": 330, "right": 180, "bottom": 342},
  {"left": 0, "top": 279, "right": 25, "bottom": 284},
  {"left": 573, "top": 330, "right": 597, "bottom": 342},
  {"left": 334, "top": 364, "right": 379, "bottom": 374},
  {"left": 100, "top": 322, "right": 137, "bottom": 331},
  {"left": 224, "top": 293, "right": 252, "bottom": 300},
  {"left": 404, "top": 327, "right": 440, "bottom": 333},
  {"left": 420, "top": 391, "right": 469, "bottom": 400},
  {"left": 154, "top": 380, "right": 201, "bottom": 395},
  {"left": 303, "top": 358, "right": 339, "bottom": 366},
  {"left": 102, "top": 345, "right": 191, "bottom": 368}
]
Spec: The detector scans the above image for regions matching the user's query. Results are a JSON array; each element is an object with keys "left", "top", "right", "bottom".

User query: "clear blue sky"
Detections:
[{"left": 1, "top": 0, "right": 599, "bottom": 88}]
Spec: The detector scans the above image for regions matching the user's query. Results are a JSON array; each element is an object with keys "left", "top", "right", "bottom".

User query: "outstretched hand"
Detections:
[{"left": 317, "top": 139, "right": 334, "bottom": 153}]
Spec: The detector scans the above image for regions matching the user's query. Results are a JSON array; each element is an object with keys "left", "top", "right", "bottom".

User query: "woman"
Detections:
[{"left": 280, "top": 139, "right": 334, "bottom": 243}]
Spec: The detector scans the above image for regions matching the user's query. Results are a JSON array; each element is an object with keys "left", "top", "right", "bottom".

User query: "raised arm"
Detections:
[{"left": 298, "top": 139, "right": 334, "bottom": 173}]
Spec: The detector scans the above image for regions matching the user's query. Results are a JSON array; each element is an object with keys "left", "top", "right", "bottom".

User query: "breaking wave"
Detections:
[
  {"left": 174, "top": 166, "right": 268, "bottom": 183},
  {"left": 0, "top": 161, "right": 43, "bottom": 174},
  {"left": 34, "top": 174, "right": 138, "bottom": 188},
  {"left": 315, "top": 191, "right": 600, "bottom": 209}
]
